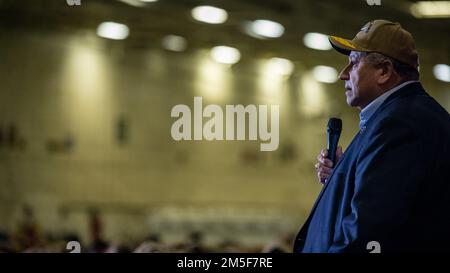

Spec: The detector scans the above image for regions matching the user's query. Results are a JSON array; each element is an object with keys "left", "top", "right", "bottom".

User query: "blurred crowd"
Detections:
[{"left": 0, "top": 206, "right": 294, "bottom": 253}]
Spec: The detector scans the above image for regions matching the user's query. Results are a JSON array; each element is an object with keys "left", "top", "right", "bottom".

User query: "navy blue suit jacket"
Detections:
[{"left": 294, "top": 82, "right": 450, "bottom": 253}]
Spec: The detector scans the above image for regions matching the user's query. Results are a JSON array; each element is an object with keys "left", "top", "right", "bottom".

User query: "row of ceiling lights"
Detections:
[
  {"left": 96, "top": 2, "right": 450, "bottom": 83},
  {"left": 119, "top": 0, "right": 450, "bottom": 18},
  {"left": 96, "top": 20, "right": 339, "bottom": 83}
]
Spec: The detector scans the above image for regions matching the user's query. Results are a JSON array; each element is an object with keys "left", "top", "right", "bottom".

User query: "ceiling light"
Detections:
[
  {"left": 312, "top": 66, "right": 338, "bottom": 83},
  {"left": 210, "top": 46, "right": 241, "bottom": 65},
  {"left": 433, "top": 64, "right": 450, "bottom": 82},
  {"left": 118, "top": 0, "right": 156, "bottom": 7},
  {"left": 410, "top": 1, "right": 450, "bottom": 18},
  {"left": 97, "top": 22, "right": 129, "bottom": 40},
  {"left": 245, "top": 20, "right": 284, "bottom": 39},
  {"left": 162, "top": 35, "right": 187, "bottom": 52},
  {"left": 266, "top": 58, "right": 294, "bottom": 76},
  {"left": 191, "top": 6, "right": 228, "bottom": 24},
  {"left": 303, "top": 32, "right": 332, "bottom": 50}
]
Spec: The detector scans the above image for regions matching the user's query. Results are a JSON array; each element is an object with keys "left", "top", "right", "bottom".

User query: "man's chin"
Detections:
[
  {"left": 346, "top": 97, "right": 354, "bottom": 107},
  {"left": 346, "top": 98, "right": 360, "bottom": 109}
]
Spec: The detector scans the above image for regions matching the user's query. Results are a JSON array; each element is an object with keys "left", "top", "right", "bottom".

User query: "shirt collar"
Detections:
[{"left": 359, "top": 81, "right": 418, "bottom": 130}]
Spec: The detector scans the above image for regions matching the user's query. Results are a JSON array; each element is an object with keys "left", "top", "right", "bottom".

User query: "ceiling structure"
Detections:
[{"left": 0, "top": 0, "right": 449, "bottom": 82}]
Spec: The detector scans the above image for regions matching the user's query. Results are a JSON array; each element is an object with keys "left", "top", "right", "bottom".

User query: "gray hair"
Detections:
[{"left": 354, "top": 51, "right": 419, "bottom": 81}]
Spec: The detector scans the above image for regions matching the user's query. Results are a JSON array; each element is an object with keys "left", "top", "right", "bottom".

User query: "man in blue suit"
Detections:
[{"left": 294, "top": 20, "right": 450, "bottom": 253}]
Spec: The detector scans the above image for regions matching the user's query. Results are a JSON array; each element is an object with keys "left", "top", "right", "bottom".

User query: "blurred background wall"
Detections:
[{"left": 0, "top": 0, "right": 448, "bottom": 251}]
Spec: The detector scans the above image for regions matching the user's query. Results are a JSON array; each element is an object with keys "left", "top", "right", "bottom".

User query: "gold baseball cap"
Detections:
[{"left": 329, "top": 19, "right": 419, "bottom": 69}]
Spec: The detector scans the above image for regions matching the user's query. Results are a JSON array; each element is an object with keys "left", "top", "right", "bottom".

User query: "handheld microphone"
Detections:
[{"left": 327, "top": 118, "right": 342, "bottom": 166}]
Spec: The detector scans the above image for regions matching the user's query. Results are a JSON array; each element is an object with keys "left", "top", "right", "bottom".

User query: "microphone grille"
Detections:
[{"left": 328, "top": 117, "right": 342, "bottom": 132}]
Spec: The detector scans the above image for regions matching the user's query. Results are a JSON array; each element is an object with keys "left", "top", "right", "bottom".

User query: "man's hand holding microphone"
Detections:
[
  {"left": 315, "top": 118, "right": 343, "bottom": 184},
  {"left": 315, "top": 147, "right": 343, "bottom": 184}
]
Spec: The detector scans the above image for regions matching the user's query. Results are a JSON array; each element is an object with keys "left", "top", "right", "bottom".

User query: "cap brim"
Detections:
[{"left": 329, "top": 36, "right": 364, "bottom": 56}]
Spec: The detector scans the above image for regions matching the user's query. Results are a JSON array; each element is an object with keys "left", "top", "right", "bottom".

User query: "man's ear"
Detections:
[{"left": 377, "top": 60, "right": 394, "bottom": 85}]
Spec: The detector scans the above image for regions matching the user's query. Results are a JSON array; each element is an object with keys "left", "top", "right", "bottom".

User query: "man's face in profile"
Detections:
[{"left": 339, "top": 51, "right": 380, "bottom": 110}]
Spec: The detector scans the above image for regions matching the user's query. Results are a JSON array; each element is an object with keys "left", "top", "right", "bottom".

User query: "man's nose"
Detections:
[{"left": 339, "top": 66, "right": 349, "bottom": 81}]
